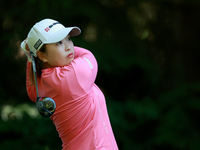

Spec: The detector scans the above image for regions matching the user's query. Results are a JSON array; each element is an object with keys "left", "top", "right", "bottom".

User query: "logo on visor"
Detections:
[
  {"left": 34, "top": 39, "right": 42, "bottom": 50},
  {"left": 45, "top": 27, "right": 50, "bottom": 32},
  {"left": 44, "top": 21, "right": 60, "bottom": 32}
]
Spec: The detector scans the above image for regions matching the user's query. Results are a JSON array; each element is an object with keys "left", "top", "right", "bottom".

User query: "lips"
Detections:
[{"left": 67, "top": 53, "right": 73, "bottom": 58}]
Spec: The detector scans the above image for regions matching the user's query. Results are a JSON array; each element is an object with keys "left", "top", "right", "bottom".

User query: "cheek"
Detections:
[
  {"left": 51, "top": 54, "right": 63, "bottom": 64},
  {"left": 46, "top": 52, "right": 60, "bottom": 65}
]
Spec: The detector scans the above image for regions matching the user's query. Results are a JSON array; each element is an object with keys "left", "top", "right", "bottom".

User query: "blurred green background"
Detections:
[{"left": 1, "top": 0, "right": 200, "bottom": 149}]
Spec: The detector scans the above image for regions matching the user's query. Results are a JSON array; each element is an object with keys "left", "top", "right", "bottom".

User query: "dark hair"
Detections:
[{"left": 29, "top": 45, "right": 46, "bottom": 85}]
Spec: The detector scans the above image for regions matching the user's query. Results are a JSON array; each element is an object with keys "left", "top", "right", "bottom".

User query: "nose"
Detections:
[{"left": 64, "top": 40, "right": 70, "bottom": 51}]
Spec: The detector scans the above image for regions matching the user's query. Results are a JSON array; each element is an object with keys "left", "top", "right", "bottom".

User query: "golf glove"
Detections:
[{"left": 21, "top": 39, "right": 32, "bottom": 62}]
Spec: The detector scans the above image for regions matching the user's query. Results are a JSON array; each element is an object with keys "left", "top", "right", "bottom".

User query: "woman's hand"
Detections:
[{"left": 21, "top": 38, "right": 32, "bottom": 62}]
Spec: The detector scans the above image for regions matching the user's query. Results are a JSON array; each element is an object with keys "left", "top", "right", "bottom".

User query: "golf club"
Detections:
[{"left": 31, "top": 52, "right": 56, "bottom": 118}]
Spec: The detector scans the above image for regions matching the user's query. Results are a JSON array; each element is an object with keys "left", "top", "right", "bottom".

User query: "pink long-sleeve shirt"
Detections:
[{"left": 26, "top": 46, "right": 118, "bottom": 150}]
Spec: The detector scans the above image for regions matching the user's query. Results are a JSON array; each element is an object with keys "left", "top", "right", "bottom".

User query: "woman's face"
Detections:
[{"left": 42, "top": 35, "right": 74, "bottom": 68}]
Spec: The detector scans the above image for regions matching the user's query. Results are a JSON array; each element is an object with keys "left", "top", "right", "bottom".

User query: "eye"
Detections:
[
  {"left": 56, "top": 41, "right": 62, "bottom": 45},
  {"left": 68, "top": 37, "right": 71, "bottom": 41}
]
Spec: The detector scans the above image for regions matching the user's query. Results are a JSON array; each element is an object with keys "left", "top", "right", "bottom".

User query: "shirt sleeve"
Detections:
[{"left": 72, "top": 46, "right": 98, "bottom": 93}]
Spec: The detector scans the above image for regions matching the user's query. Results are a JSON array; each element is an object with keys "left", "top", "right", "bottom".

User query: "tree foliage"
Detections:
[{"left": 0, "top": 0, "right": 200, "bottom": 149}]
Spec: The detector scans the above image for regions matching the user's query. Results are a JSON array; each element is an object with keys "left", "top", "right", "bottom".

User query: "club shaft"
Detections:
[{"left": 31, "top": 52, "right": 39, "bottom": 100}]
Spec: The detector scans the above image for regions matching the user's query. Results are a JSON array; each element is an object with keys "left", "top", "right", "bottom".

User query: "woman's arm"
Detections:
[
  {"left": 26, "top": 61, "right": 37, "bottom": 102},
  {"left": 72, "top": 46, "right": 98, "bottom": 92},
  {"left": 74, "top": 46, "right": 93, "bottom": 58}
]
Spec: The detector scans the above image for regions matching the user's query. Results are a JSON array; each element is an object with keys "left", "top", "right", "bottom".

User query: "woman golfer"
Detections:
[{"left": 21, "top": 18, "right": 118, "bottom": 150}]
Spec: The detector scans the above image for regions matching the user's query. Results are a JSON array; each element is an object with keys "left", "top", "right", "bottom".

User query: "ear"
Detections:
[{"left": 37, "top": 51, "right": 47, "bottom": 62}]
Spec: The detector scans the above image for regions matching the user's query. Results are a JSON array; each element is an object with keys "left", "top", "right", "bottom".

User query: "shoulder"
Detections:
[{"left": 74, "top": 46, "right": 86, "bottom": 50}]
